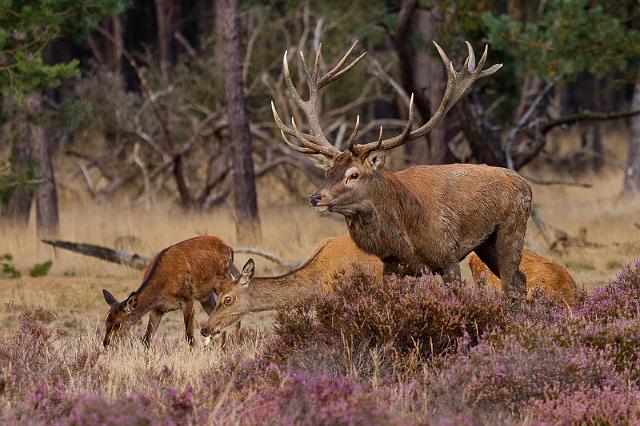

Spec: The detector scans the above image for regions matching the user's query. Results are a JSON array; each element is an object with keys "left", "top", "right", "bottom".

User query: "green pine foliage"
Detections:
[
  {"left": 482, "top": 0, "right": 640, "bottom": 79},
  {"left": 0, "top": 0, "right": 127, "bottom": 98}
]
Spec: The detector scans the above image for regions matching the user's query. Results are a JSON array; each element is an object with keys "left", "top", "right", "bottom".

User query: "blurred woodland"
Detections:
[{"left": 1, "top": 0, "right": 640, "bottom": 241}]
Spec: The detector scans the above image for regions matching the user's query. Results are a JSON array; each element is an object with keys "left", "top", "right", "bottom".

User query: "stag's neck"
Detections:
[{"left": 347, "top": 167, "right": 426, "bottom": 263}]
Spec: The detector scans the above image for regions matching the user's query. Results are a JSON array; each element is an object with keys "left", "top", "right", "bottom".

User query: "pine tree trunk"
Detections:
[
  {"left": 29, "top": 94, "right": 59, "bottom": 237},
  {"left": 3, "top": 139, "right": 35, "bottom": 226},
  {"left": 155, "top": 0, "right": 180, "bottom": 79},
  {"left": 624, "top": 82, "right": 640, "bottom": 196},
  {"left": 414, "top": 7, "right": 448, "bottom": 164},
  {"left": 216, "top": 0, "right": 260, "bottom": 241}
]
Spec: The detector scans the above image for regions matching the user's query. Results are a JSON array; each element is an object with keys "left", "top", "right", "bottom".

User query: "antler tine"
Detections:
[
  {"left": 357, "top": 125, "right": 384, "bottom": 159},
  {"left": 346, "top": 115, "right": 360, "bottom": 154},
  {"left": 299, "top": 51, "right": 312, "bottom": 82},
  {"left": 476, "top": 45, "right": 488, "bottom": 73},
  {"left": 278, "top": 130, "right": 319, "bottom": 154},
  {"left": 464, "top": 41, "right": 476, "bottom": 71},
  {"left": 318, "top": 41, "right": 367, "bottom": 88},
  {"left": 312, "top": 43, "right": 322, "bottom": 82},
  {"left": 282, "top": 51, "right": 305, "bottom": 109},
  {"left": 352, "top": 41, "right": 500, "bottom": 154},
  {"left": 291, "top": 117, "right": 340, "bottom": 157},
  {"left": 271, "top": 100, "right": 327, "bottom": 151}
]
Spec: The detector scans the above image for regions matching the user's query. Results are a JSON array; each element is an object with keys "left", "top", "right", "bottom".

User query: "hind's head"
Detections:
[
  {"left": 102, "top": 289, "right": 138, "bottom": 347},
  {"left": 201, "top": 259, "right": 255, "bottom": 339}
]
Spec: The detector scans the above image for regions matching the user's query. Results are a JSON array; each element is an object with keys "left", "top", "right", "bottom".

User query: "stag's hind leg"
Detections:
[{"left": 494, "top": 221, "right": 527, "bottom": 298}]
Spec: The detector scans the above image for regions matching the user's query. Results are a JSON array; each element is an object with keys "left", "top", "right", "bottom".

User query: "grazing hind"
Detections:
[
  {"left": 200, "top": 234, "right": 383, "bottom": 338},
  {"left": 102, "top": 236, "right": 237, "bottom": 347}
]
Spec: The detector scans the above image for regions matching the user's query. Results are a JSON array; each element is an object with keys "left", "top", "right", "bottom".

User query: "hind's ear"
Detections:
[
  {"left": 240, "top": 259, "right": 255, "bottom": 287},
  {"left": 124, "top": 292, "right": 138, "bottom": 313},
  {"left": 103, "top": 289, "right": 118, "bottom": 306}
]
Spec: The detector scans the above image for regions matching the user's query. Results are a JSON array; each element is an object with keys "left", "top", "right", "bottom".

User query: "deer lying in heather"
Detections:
[
  {"left": 271, "top": 40, "right": 531, "bottom": 296},
  {"left": 102, "top": 236, "right": 237, "bottom": 347},
  {"left": 468, "top": 249, "right": 578, "bottom": 305},
  {"left": 200, "top": 234, "right": 383, "bottom": 338}
]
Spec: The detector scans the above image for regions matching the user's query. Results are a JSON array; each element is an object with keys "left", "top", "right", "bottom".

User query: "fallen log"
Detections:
[
  {"left": 41, "top": 239, "right": 296, "bottom": 270},
  {"left": 42, "top": 239, "right": 149, "bottom": 270}
]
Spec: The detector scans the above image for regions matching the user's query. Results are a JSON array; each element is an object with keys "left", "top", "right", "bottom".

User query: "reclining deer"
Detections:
[
  {"left": 102, "top": 236, "right": 238, "bottom": 347},
  {"left": 271, "top": 40, "right": 531, "bottom": 296},
  {"left": 468, "top": 249, "right": 578, "bottom": 305}
]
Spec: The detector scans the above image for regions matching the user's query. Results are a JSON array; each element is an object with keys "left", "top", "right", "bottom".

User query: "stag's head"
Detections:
[
  {"left": 200, "top": 259, "right": 255, "bottom": 339},
  {"left": 271, "top": 41, "right": 501, "bottom": 215},
  {"left": 102, "top": 289, "right": 138, "bottom": 347}
]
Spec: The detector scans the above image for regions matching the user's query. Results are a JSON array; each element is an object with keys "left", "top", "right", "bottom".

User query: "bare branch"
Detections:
[
  {"left": 505, "top": 74, "right": 562, "bottom": 170},
  {"left": 539, "top": 109, "right": 640, "bottom": 134},
  {"left": 521, "top": 174, "right": 592, "bottom": 188}
]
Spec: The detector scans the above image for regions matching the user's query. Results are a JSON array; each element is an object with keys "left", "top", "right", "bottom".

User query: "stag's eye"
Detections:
[
  {"left": 224, "top": 296, "right": 232, "bottom": 305},
  {"left": 349, "top": 172, "right": 359, "bottom": 180}
]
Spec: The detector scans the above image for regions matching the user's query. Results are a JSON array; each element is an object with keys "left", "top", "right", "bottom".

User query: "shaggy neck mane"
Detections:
[{"left": 347, "top": 167, "right": 427, "bottom": 262}]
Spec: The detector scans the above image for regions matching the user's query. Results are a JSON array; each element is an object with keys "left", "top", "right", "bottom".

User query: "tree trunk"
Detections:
[
  {"left": 155, "top": 0, "right": 180, "bottom": 79},
  {"left": 29, "top": 94, "right": 59, "bottom": 237},
  {"left": 3, "top": 136, "right": 35, "bottom": 226},
  {"left": 216, "top": 0, "right": 260, "bottom": 241},
  {"left": 624, "top": 82, "right": 640, "bottom": 196},
  {"left": 414, "top": 7, "right": 448, "bottom": 164}
]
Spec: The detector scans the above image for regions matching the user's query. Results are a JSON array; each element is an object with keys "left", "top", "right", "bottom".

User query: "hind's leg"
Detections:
[
  {"left": 182, "top": 301, "right": 196, "bottom": 346},
  {"left": 143, "top": 310, "right": 164, "bottom": 346}
]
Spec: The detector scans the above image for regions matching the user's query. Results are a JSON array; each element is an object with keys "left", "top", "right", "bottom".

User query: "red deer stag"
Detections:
[
  {"left": 468, "top": 249, "right": 578, "bottom": 305},
  {"left": 271, "top": 40, "right": 531, "bottom": 296},
  {"left": 102, "top": 236, "right": 237, "bottom": 347},
  {"left": 201, "top": 234, "right": 383, "bottom": 338}
]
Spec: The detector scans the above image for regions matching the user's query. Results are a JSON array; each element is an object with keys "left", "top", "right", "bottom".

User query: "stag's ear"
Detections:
[
  {"left": 123, "top": 292, "right": 138, "bottom": 313},
  {"left": 103, "top": 289, "right": 118, "bottom": 306},
  {"left": 364, "top": 150, "right": 385, "bottom": 170},
  {"left": 240, "top": 259, "right": 255, "bottom": 287}
]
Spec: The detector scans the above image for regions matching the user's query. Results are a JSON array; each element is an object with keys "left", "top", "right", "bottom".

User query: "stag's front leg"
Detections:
[
  {"left": 182, "top": 300, "right": 196, "bottom": 346},
  {"left": 442, "top": 262, "right": 462, "bottom": 284},
  {"left": 143, "top": 310, "right": 164, "bottom": 346}
]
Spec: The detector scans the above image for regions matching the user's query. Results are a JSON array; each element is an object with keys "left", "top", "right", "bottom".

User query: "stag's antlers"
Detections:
[{"left": 271, "top": 40, "right": 502, "bottom": 167}]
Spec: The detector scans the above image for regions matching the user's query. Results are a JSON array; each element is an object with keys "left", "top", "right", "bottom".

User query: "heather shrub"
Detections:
[
  {"left": 428, "top": 330, "right": 630, "bottom": 414},
  {"left": 575, "top": 317, "right": 640, "bottom": 376},
  {"left": 527, "top": 387, "right": 640, "bottom": 425},
  {"left": 579, "top": 259, "right": 640, "bottom": 321},
  {"left": 0, "top": 309, "right": 102, "bottom": 399},
  {"left": 229, "top": 372, "right": 407, "bottom": 426},
  {"left": 273, "top": 270, "right": 508, "bottom": 360}
]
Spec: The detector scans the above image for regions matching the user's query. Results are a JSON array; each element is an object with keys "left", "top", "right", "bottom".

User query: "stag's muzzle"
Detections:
[
  {"left": 309, "top": 192, "right": 323, "bottom": 206},
  {"left": 200, "top": 327, "right": 221, "bottom": 338}
]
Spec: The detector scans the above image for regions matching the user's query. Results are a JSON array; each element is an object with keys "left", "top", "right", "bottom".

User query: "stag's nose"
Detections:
[
  {"left": 201, "top": 327, "right": 220, "bottom": 337},
  {"left": 309, "top": 192, "right": 322, "bottom": 206}
]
